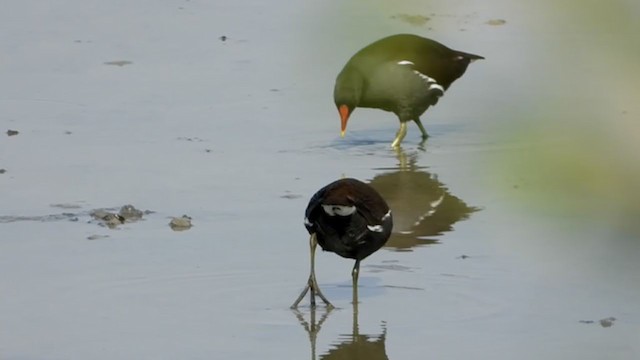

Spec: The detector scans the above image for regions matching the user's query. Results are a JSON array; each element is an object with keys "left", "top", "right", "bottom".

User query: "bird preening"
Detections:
[
  {"left": 334, "top": 34, "right": 484, "bottom": 148},
  {"left": 291, "top": 178, "right": 393, "bottom": 308}
]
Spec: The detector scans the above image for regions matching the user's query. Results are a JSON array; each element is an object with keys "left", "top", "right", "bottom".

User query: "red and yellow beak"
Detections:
[{"left": 338, "top": 105, "right": 350, "bottom": 137}]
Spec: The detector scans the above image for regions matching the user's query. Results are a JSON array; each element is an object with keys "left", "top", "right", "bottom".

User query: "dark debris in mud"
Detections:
[
  {"left": 177, "top": 136, "right": 205, "bottom": 142},
  {"left": 0, "top": 169, "right": 6, "bottom": 174},
  {"left": 87, "top": 234, "right": 110, "bottom": 240},
  {"left": 90, "top": 210, "right": 126, "bottom": 228},
  {"left": 104, "top": 60, "right": 133, "bottom": 67},
  {"left": 50, "top": 203, "right": 84, "bottom": 209},
  {"left": 6, "top": 129, "right": 19, "bottom": 136},
  {"left": 0, "top": 213, "right": 79, "bottom": 223},
  {"left": 579, "top": 317, "right": 616, "bottom": 328},
  {"left": 280, "top": 191, "right": 302, "bottom": 199},
  {"left": 90, "top": 204, "right": 151, "bottom": 228},
  {"left": 2, "top": 204, "right": 161, "bottom": 229}
]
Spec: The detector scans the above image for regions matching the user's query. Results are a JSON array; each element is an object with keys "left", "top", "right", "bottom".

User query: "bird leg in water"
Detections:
[
  {"left": 390, "top": 122, "right": 408, "bottom": 148},
  {"left": 413, "top": 118, "right": 429, "bottom": 140},
  {"left": 291, "top": 233, "right": 334, "bottom": 309},
  {"left": 351, "top": 260, "right": 360, "bottom": 304}
]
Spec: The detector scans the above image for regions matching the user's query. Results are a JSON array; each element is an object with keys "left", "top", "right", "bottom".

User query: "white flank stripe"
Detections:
[
  {"left": 367, "top": 224, "right": 384, "bottom": 232},
  {"left": 397, "top": 60, "right": 414, "bottom": 66},
  {"left": 429, "top": 84, "right": 445, "bottom": 93},
  {"left": 413, "top": 70, "right": 436, "bottom": 83},
  {"left": 430, "top": 194, "right": 445, "bottom": 209},
  {"left": 413, "top": 70, "right": 445, "bottom": 94}
]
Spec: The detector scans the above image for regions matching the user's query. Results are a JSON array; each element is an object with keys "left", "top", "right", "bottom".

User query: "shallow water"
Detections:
[{"left": 2, "top": 0, "right": 640, "bottom": 359}]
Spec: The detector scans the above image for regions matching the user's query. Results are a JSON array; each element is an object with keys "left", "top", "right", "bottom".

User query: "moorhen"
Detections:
[
  {"left": 291, "top": 178, "right": 393, "bottom": 308},
  {"left": 334, "top": 34, "right": 484, "bottom": 147}
]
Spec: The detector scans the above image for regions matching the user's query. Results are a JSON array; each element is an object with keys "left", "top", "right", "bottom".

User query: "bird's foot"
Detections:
[
  {"left": 417, "top": 136, "right": 429, "bottom": 151},
  {"left": 291, "top": 275, "right": 334, "bottom": 309}
]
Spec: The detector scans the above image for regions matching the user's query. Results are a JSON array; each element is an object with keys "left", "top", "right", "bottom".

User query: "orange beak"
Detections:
[{"left": 338, "top": 105, "right": 350, "bottom": 137}]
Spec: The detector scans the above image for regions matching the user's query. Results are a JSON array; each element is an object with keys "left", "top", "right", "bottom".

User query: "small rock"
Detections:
[
  {"left": 6, "top": 129, "right": 19, "bottom": 136},
  {"left": 0, "top": 169, "right": 6, "bottom": 174},
  {"left": 103, "top": 213, "right": 126, "bottom": 228},
  {"left": 119, "top": 204, "right": 144, "bottom": 221},
  {"left": 599, "top": 317, "right": 616, "bottom": 328},
  {"left": 170, "top": 215, "right": 193, "bottom": 231},
  {"left": 219, "top": 35, "right": 227, "bottom": 41},
  {"left": 90, "top": 209, "right": 125, "bottom": 228}
]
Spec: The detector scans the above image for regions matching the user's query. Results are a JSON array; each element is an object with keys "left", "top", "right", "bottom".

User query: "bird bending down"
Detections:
[
  {"left": 291, "top": 178, "right": 393, "bottom": 308},
  {"left": 334, "top": 34, "right": 484, "bottom": 148}
]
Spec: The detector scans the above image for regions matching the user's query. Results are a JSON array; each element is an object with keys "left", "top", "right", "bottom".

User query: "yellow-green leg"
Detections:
[
  {"left": 291, "top": 233, "right": 334, "bottom": 309},
  {"left": 351, "top": 260, "right": 360, "bottom": 304},
  {"left": 390, "top": 122, "right": 408, "bottom": 148},
  {"left": 413, "top": 118, "right": 429, "bottom": 140}
]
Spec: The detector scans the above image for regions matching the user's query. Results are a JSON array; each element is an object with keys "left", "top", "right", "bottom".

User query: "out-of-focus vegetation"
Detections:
[
  {"left": 493, "top": 0, "right": 640, "bottom": 236},
  {"left": 304, "top": 0, "right": 640, "bottom": 236}
]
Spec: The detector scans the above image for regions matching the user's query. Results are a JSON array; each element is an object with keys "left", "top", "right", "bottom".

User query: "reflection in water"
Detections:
[
  {"left": 369, "top": 148, "right": 479, "bottom": 250},
  {"left": 294, "top": 288, "right": 388, "bottom": 360}
]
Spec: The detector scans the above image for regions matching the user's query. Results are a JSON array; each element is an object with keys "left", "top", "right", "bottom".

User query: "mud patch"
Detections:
[
  {"left": 0, "top": 204, "right": 153, "bottom": 229},
  {"left": 390, "top": 14, "right": 430, "bottom": 26},
  {"left": 90, "top": 204, "right": 148, "bottom": 228},
  {"left": 486, "top": 19, "right": 507, "bottom": 26}
]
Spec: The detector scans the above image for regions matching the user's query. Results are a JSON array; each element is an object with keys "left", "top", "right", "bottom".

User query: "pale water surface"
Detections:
[{"left": 1, "top": 0, "right": 639, "bottom": 359}]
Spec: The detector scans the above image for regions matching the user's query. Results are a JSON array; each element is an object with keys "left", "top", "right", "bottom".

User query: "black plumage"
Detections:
[{"left": 292, "top": 178, "right": 393, "bottom": 308}]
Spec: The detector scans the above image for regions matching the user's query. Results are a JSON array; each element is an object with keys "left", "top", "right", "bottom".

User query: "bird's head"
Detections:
[
  {"left": 334, "top": 69, "right": 363, "bottom": 137},
  {"left": 335, "top": 103, "right": 354, "bottom": 138}
]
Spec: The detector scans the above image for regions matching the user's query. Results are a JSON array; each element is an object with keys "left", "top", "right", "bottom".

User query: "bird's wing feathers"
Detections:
[
  {"left": 304, "top": 185, "right": 328, "bottom": 233},
  {"left": 305, "top": 179, "right": 391, "bottom": 234}
]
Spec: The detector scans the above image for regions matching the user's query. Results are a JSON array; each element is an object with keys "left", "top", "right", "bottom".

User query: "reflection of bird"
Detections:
[
  {"left": 369, "top": 149, "right": 478, "bottom": 250},
  {"left": 292, "top": 178, "right": 393, "bottom": 308},
  {"left": 293, "top": 278, "right": 388, "bottom": 360},
  {"left": 320, "top": 325, "right": 387, "bottom": 360},
  {"left": 334, "top": 34, "right": 483, "bottom": 147}
]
